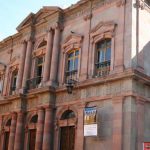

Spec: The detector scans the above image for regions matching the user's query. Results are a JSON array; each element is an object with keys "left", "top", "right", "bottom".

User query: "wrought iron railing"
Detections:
[
  {"left": 95, "top": 60, "right": 111, "bottom": 77},
  {"left": 10, "top": 86, "right": 16, "bottom": 95},
  {"left": 26, "top": 76, "right": 42, "bottom": 90},
  {"left": 65, "top": 70, "right": 78, "bottom": 84}
]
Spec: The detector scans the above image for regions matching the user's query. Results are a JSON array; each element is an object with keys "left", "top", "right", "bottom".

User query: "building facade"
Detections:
[{"left": 0, "top": 0, "right": 150, "bottom": 150}]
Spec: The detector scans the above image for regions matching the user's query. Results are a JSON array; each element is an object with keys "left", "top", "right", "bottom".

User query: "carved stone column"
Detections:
[
  {"left": 8, "top": 113, "right": 17, "bottom": 150},
  {"left": 49, "top": 23, "right": 61, "bottom": 86},
  {"left": 3, "top": 66, "right": 10, "bottom": 96},
  {"left": 35, "top": 107, "right": 45, "bottom": 150},
  {"left": 16, "top": 41, "right": 27, "bottom": 90},
  {"left": 75, "top": 104, "right": 84, "bottom": 150},
  {"left": 136, "top": 98, "right": 145, "bottom": 150},
  {"left": 22, "top": 39, "right": 33, "bottom": 88},
  {"left": 14, "top": 112, "right": 24, "bottom": 150},
  {"left": 42, "top": 106, "right": 53, "bottom": 150},
  {"left": 43, "top": 28, "right": 53, "bottom": 83},
  {"left": 112, "top": 96, "right": 123, "bottom": 150}
]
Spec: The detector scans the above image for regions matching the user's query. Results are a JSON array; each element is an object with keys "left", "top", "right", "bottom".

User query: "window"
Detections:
[
  {"left": 0, "top": 76, "right": 3, "bottom": 94},
  {"left": 10, "top": 70, "right": 18, "bottom": 94},
  {"left": 30, "top": 115, "right": 38, "bottom": 124},
  {"left": 95, "top": 39, "right": 111, "bottom": 77},
  {"left": 35, "top": 56, "right": 44, "bottom": 84},
  {"left": 61, "top": 110, "right": 76, "bottom": 120},
  {"left": 66, "top": 49, "right": 79, "bottom": 83}
]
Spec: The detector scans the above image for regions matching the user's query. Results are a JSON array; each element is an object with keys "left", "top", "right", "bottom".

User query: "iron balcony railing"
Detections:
[
  {"left": 65, "top": 70, "right": 78, "bottom": 84},
  {"left": 10, "top": 86, "right": 16, "bottom": 95},
  {"left": 95, "top": 60, "right": 111, "bottom": 77},
  {"left": 26, "top": 76, "right": 42, "bottom": 90}
]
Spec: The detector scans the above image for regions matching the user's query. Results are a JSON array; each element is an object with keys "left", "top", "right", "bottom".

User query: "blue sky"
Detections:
[{"left": 0, "top": 0, "right": 78, "bottom": 41}]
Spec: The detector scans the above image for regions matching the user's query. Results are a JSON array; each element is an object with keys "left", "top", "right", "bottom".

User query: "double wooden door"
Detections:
[
  {"left": 29, "top": 129, "right": 36, "bottom": 150},
  {"left": 60, "top": 126, "right": 75, "bottom": 150},
  {"left": 4, "top": 132, "right": 10, "bottom": 150}
]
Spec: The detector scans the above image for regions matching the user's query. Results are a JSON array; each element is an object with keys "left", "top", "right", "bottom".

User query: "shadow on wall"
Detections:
[{"left": 132, "top": 41, "right": 150, "bottom": 76}]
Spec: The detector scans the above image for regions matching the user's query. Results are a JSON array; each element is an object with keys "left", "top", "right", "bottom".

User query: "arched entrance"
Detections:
[
  {"left": 27, "top": 114, "right": 38, "bottom": 150},
  {"left": 59, "top": 110, "right": 76, "bottom": 150}
]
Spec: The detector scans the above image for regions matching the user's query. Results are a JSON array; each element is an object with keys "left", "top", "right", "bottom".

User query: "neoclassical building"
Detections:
[{"left": 0, "top": 0, "right": 150, "bottom": 150}]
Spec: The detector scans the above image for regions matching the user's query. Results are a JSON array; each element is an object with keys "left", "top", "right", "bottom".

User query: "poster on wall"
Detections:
[
  {"left": 143, "top": 142, "right": 150, "bottom": 150},
  {"left": 84, "top": 107, "right": 97, "bottom": 136}
]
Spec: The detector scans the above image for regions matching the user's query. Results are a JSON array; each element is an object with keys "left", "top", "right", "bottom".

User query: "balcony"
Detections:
[
  {"left": 95, "top": 60, "right": 110, "bottom": 77},
  {"left": 65, "top": 70, "right": 78, "bottom": 84},
  {"left": 26, "top": 76, "right": 42, "bottom": 90},
  {"left": 10, "top": 86, "right": 16, "bottom": 95}
]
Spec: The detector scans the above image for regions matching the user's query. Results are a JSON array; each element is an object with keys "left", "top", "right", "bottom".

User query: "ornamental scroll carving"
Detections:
[
  {"left": 90, "top": 21, "right": 117, "bottom": 43},
  {"left": 62, "top": 33, "right": 83, "bottom": 53}
]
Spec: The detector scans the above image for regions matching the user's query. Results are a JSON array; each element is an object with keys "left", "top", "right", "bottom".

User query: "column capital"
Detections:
[
  {"left": 11, "top": 112, "right": 17, "bottom": 119},
  {"left": 20, "top": 39, "right": 27, "bottom": 45},
  {"left": 43, "top": 104, "right": 54, "bottom": 110},
  {"left": 37, "top": 106, "right": 44, "bottom": 111},
  {"left": 53, "top": 22, "right": 63, "bottom": 31},
  {"left": 47, "top": 27, "right": 53, "bottom": 33},
  {"left": 26, "top": 37, "right": 34, "bottom": 43}
]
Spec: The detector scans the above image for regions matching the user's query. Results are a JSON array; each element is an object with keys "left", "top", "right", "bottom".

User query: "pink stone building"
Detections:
[{"left": 0, "top": 0, "right": 150, "bottom": 150}]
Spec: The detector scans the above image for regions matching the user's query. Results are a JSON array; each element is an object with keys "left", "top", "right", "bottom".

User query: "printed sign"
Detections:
[
  {"left": 143, "top": 142, "right": 150, "bottom": 150},
  {"left": 84, "top": 107, "right": 97, "bottom": 136}
]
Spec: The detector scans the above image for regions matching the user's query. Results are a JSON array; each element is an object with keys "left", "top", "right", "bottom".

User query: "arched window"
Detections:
[
  {"left": 30, "top": 115, "right": 38, "bottom": 123},
  {"left": 95, "top": 39, "right": 111, "bottom": 77},
  {"left": 37, "top": 40, "right": 47, "bottom": 49},
  {"left": 65, "top": 49, "right": 79, "bottom": 83},
  {"left": 61, "top": 110, "right": 76, "bottom": 120}
]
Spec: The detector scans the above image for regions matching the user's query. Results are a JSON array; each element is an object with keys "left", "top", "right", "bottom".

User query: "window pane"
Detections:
[
  {"left": 68, "top": 52, "right": 74, "bottom": 58},
  {"left": 74, "top": 58, "right": 78, "bottom": 70},
  {"left": 106, "top": 47, "right": 111, "bottom": 61},
  {"left": 99, "top": 50, "right": 105, "bottom": 63},
  {"left": 37, "top": 57, "right": 43, "bottom": 65},
  {"left": 37, "top": 66, "right": 42, "bottom": 77},
  {"left": 68, "top": 60, "right": 74, "bottom": 71},
  {"left": 75, "top": 50, "right": 79, "bottom": 56}
]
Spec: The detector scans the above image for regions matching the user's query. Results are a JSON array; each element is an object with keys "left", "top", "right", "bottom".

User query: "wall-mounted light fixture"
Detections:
[{"left": 66, "top": 79, "right": 77, "bottom": 94}]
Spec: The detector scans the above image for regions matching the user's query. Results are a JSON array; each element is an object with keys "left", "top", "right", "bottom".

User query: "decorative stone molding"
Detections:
[
  {"left": 90, "top": 21, "right": 117, "bottom": 44},
  {"left": 83, "top": 13, "right": 92, "bottom": 21},
  {"left": 62, "top": 33, "right": 83, "bottom": 53},
  {"left": 116, "top": 0, "right": 126, "bottom": 7},
  {"left": 134, "top": 0, "right": 148, "bottom": 10}
]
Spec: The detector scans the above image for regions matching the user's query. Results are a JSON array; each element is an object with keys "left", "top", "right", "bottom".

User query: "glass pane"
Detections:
[
  {"left": 106, "top": 40, "right": 111, "bottom": 48},
  {"left": 37, "top": 66, "right": 42, "bottom": 77},
  {"left": 74, "top": 58, "right": 78, "bottom": 70},
  {"left": 98, "top": 50, "right": 105, "bottom": 63},
  {"left": 75, "top": 50, "right": 79, "bottom": 56},
  {"left": 68, "top": 60, "right": 74, "bottom": 71},
  {"left": 68, "top": 52, "right": 74, "bottom": 58},
  {"left": 37, "top": 57, "right": 43, "bottom": 65},
  {"left": 106, "top": 47, "right": 111, "bottom": 61}
]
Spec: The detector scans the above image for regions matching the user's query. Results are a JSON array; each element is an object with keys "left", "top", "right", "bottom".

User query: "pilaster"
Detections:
[{"left": 35, "top": 107, "right": 45, "bottom": 150}]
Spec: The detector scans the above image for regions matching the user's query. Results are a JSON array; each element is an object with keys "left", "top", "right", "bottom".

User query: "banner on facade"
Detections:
[
  {"left": 143, "top": 142, "right": 150, "bottom": 150},
  {"left": 84, "top": 107, "right": 97, "bottom": 136}
]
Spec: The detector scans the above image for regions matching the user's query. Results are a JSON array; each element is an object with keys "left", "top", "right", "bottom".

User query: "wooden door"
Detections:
[
  {"left": 4, "top": 132, "right": 10, "bottom": 150},
  {"left": 60, "top": 126, "right": 75, "bottom": 150},
  {"left": 29, "top": 129, "right": 36, "bottom": 150}
]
